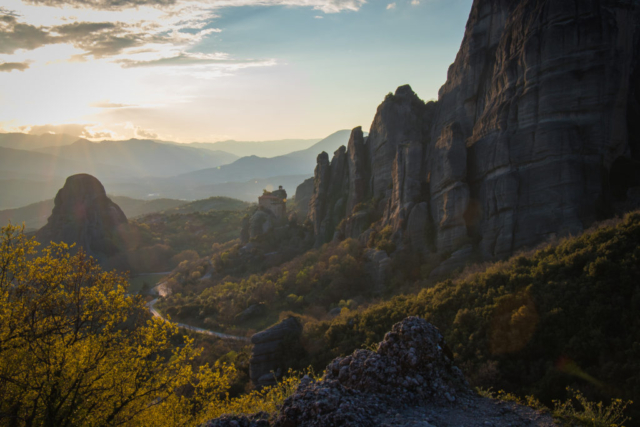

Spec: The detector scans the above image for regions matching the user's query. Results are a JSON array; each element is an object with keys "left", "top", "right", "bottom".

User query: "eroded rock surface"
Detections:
[
  {"left": 247, "top": 208, "right": 276, "bottom": 240},
  {"left": 293, "top": 177, "right": 314, "bottom": 218},
  {"left": 305, "top": 0, "right": 640, "bottom": 266},
  {"left": 36, "top": 174, "right": 128, "bottom": 261},
  {"left": 206, "top": 317, "right": 557, "bottom": 427}
]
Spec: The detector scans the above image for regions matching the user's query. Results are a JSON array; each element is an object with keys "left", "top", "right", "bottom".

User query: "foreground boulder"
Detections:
[
  {"left": 207, "top": 317, "right": 557, "bottom": 426},
  {"left": 273, "top": 317, "right": 469, "bottom": 426},
  {"left": 250, "top": 317, "right": 303, "bottom": 388}
]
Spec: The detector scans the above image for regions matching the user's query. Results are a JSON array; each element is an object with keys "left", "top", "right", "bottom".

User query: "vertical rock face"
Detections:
[
  {"left": 346, "top": 127, "right": 369, "bottom": 215},
  {"left": 308, "top": 148, "right": 349, "bottom": 246},
  {"left": 36, "top": 174, "right": 128, "bottom": 260},
  {"left": 367, "top": 85, "right": 433, "bottom": 215},
  {"left": 306, "top": 0, "right": 640, "bottom": 263},
  {"left": 293, "top": 177, "right": 314, "bottom": 218}
]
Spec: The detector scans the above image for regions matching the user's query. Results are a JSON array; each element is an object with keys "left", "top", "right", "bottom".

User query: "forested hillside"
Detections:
[{"left": 301, "top": 212, "right": 640, "bottom": 417}]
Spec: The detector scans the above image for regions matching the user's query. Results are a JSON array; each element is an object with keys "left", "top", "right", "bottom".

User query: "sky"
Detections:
[{"left": 0, "top": 0, "right": 473, "bottom": 142}]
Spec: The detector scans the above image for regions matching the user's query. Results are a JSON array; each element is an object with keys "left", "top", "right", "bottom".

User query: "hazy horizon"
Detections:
[{"left": 0, "top": 0, "right": 472, "bottom": 142}]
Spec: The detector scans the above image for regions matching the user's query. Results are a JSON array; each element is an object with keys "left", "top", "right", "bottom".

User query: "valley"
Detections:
[{"left": 1, "top": 0, "right": 640, "bottom": 425}]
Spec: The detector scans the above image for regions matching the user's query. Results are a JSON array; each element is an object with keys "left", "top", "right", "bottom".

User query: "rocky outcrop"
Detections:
[
  {"left": 249, "top": 317, "right": 303, "bottom": 388},
  {"left": 243, "top": 208, "right": 276, "bottom": 240},
  {"left": 205, "top": 317, "right": 558, "bottom": 427},
  {"left": 345, "top": 127, "right": 370, "bottom": 215},
  {"left": 36, "top": 174, "right": 128, "bottom": 261},
  {"left": 306, "top": 0, "right": 640, "bottom": 265},
  {"left": 308, "top": 149, "right": 349, "bottom": 246},
  {"left": 293, "top": 177, "right": 314, "bottom": 218}
]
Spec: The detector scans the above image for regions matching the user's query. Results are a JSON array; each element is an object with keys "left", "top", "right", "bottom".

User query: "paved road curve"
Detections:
[{"left": 147, "top": 298, "right": 250, "bottom": 342}]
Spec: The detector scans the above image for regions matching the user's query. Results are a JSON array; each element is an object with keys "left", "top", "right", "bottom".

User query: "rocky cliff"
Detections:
[
  {"left": 36, "top": 174, "right": 129, "bottom": 261},
  {"left": 304, "top": 0, "right": 640, "bottom": 267}
]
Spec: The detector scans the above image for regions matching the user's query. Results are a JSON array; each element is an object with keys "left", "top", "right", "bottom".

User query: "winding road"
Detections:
[{"left": 147, "top": 288, "right": 250, "bottom": 342}]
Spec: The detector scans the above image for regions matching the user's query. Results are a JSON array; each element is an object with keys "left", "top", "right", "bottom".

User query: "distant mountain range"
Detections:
[
  {"left": 0, "top": 146, "right": 137, "bottom": 182},
  {"left": 172, "top": 130, "right": 352, "bottom": 186},
  {"left": 0, "top": 129, "right": 356, "bottom": 210},
  {"left": 38, "top": 139, "right": 238, "bottom": 178},
  {"left": 0, "top": 132, "right": 79, "bottom": 150},
  {"left": 164, "top": 138, "right": 321, "bottom": 158},
  {"left": 0, "top": 132, "right": 322, "bottom": 158}
]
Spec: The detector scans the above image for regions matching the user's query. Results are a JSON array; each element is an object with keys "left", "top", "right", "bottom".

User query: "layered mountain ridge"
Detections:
[{"left": 302, "top": 0, "right": 640, "bottom": 265}]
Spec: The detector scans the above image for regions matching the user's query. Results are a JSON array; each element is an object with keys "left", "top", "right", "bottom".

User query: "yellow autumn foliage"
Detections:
[{"left": 0, "top": 224, "right": 302, "bottom": 427}]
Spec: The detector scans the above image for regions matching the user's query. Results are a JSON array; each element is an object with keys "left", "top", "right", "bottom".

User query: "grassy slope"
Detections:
[{"left": 302, "top": 212, "right": 640, "bottom": 412}]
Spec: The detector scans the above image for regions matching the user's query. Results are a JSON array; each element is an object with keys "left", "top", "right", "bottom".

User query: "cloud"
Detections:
[
  {"left": 0, "top": 13, "right": 219, "bottom": 60},
  {"left": 386, "top": 2, "right": 396, "bottom": 9},
  {"left": 54, "top": 22, "right": 142, "bottom": 58},
  {"left": 134, "top": 126, "right": 158, "bottom": 139},
  {"left": 90, "top": 101, "right": 134, "bottom": 108},
  {"left": 88, "top": 130, "right": 115, "bottom": 139},
  {"left": 411, "top": 0, "right": 419, "bottom": 4},
  {"left": 22, "top": 0, "right": 366, "bottom": 14},
  {"left": 27, "top": 123, "right": 115, "bottom": 139},
  {"left": 0, "top": 15, "right": 51, "bottom": 54},
  {"left": 0, "top": 7, "right": 19, "bottom": 17},
  {"left": 314, "top": 15, "right": 323, "bottom": 18},
  {"left": 117, "top": 52, "right": 274, "bottom": 68},
  {"left": 0, "top": 61, "right": 30, "bottom": 72},
  {"left": 23, "top": 0, "right": 178, "bottom": 10},
  {"left": 0, "top": 0, "right": 365, "bottom": 71}
]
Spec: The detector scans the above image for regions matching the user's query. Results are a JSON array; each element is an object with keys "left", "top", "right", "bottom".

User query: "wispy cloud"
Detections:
[
  {"left": 21, "top": 0, "right": 366, "bottom": 13},
  {"left": 0, "top": 15, "right": 51, "bottom": 54},
  {"left": 27, "top": 123, "right": 115, "bottom": 139},
  {"left": 0, "top": 7, "right": 19, "bottom": 17},
  {"left": 386, "top": 2, "right": 396, "bottom": 10},
  {"left": 0, "top": 61, "right": 30, "bottom": 72},
  {"left": 23, "top": 0, "right": 178, "bottom": 10},
  {"left": 90, "top": 100, "right": 135, "bottom": 108},
  {"left": 0, "top": 0, "right": 367, "bottom": 74},
  {"left": 134, "top": 126, "right": 158, "bottom": 139},
  {"left": 117, "top": 52, "right": 274, "bottom": 68},
  {"left": 0, "top": 11, "right": 223, "bottom": 63},
  {"left": 411, "top": 0, "right": 419, "bottom": 5}
]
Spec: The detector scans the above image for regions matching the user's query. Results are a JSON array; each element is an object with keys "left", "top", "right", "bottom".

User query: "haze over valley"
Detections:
[{"left": 0, "top": 129, "right": 353, "bottom": 210}]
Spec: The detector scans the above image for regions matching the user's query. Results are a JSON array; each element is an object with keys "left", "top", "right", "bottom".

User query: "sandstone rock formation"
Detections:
[
  {"left": 36, "top": 174, "right": 129, "bottom": 261},
  {"left": 205, "top": 317, "right": 558, "bottom": 427},
  {"left": 302, "top": 0, "right": 640, "bottom": 270},
  {"left": 308, "top": 149, "right": 349, "bottom": 246},
  {"left": 249, "top": 317, "right": 303, "bottom": 388},
  {"left": 240, "top": 208, "right": 277, "bottom": 241},
  {"left": 293, "top": 177, "right": 314, "bottom": 218}
]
